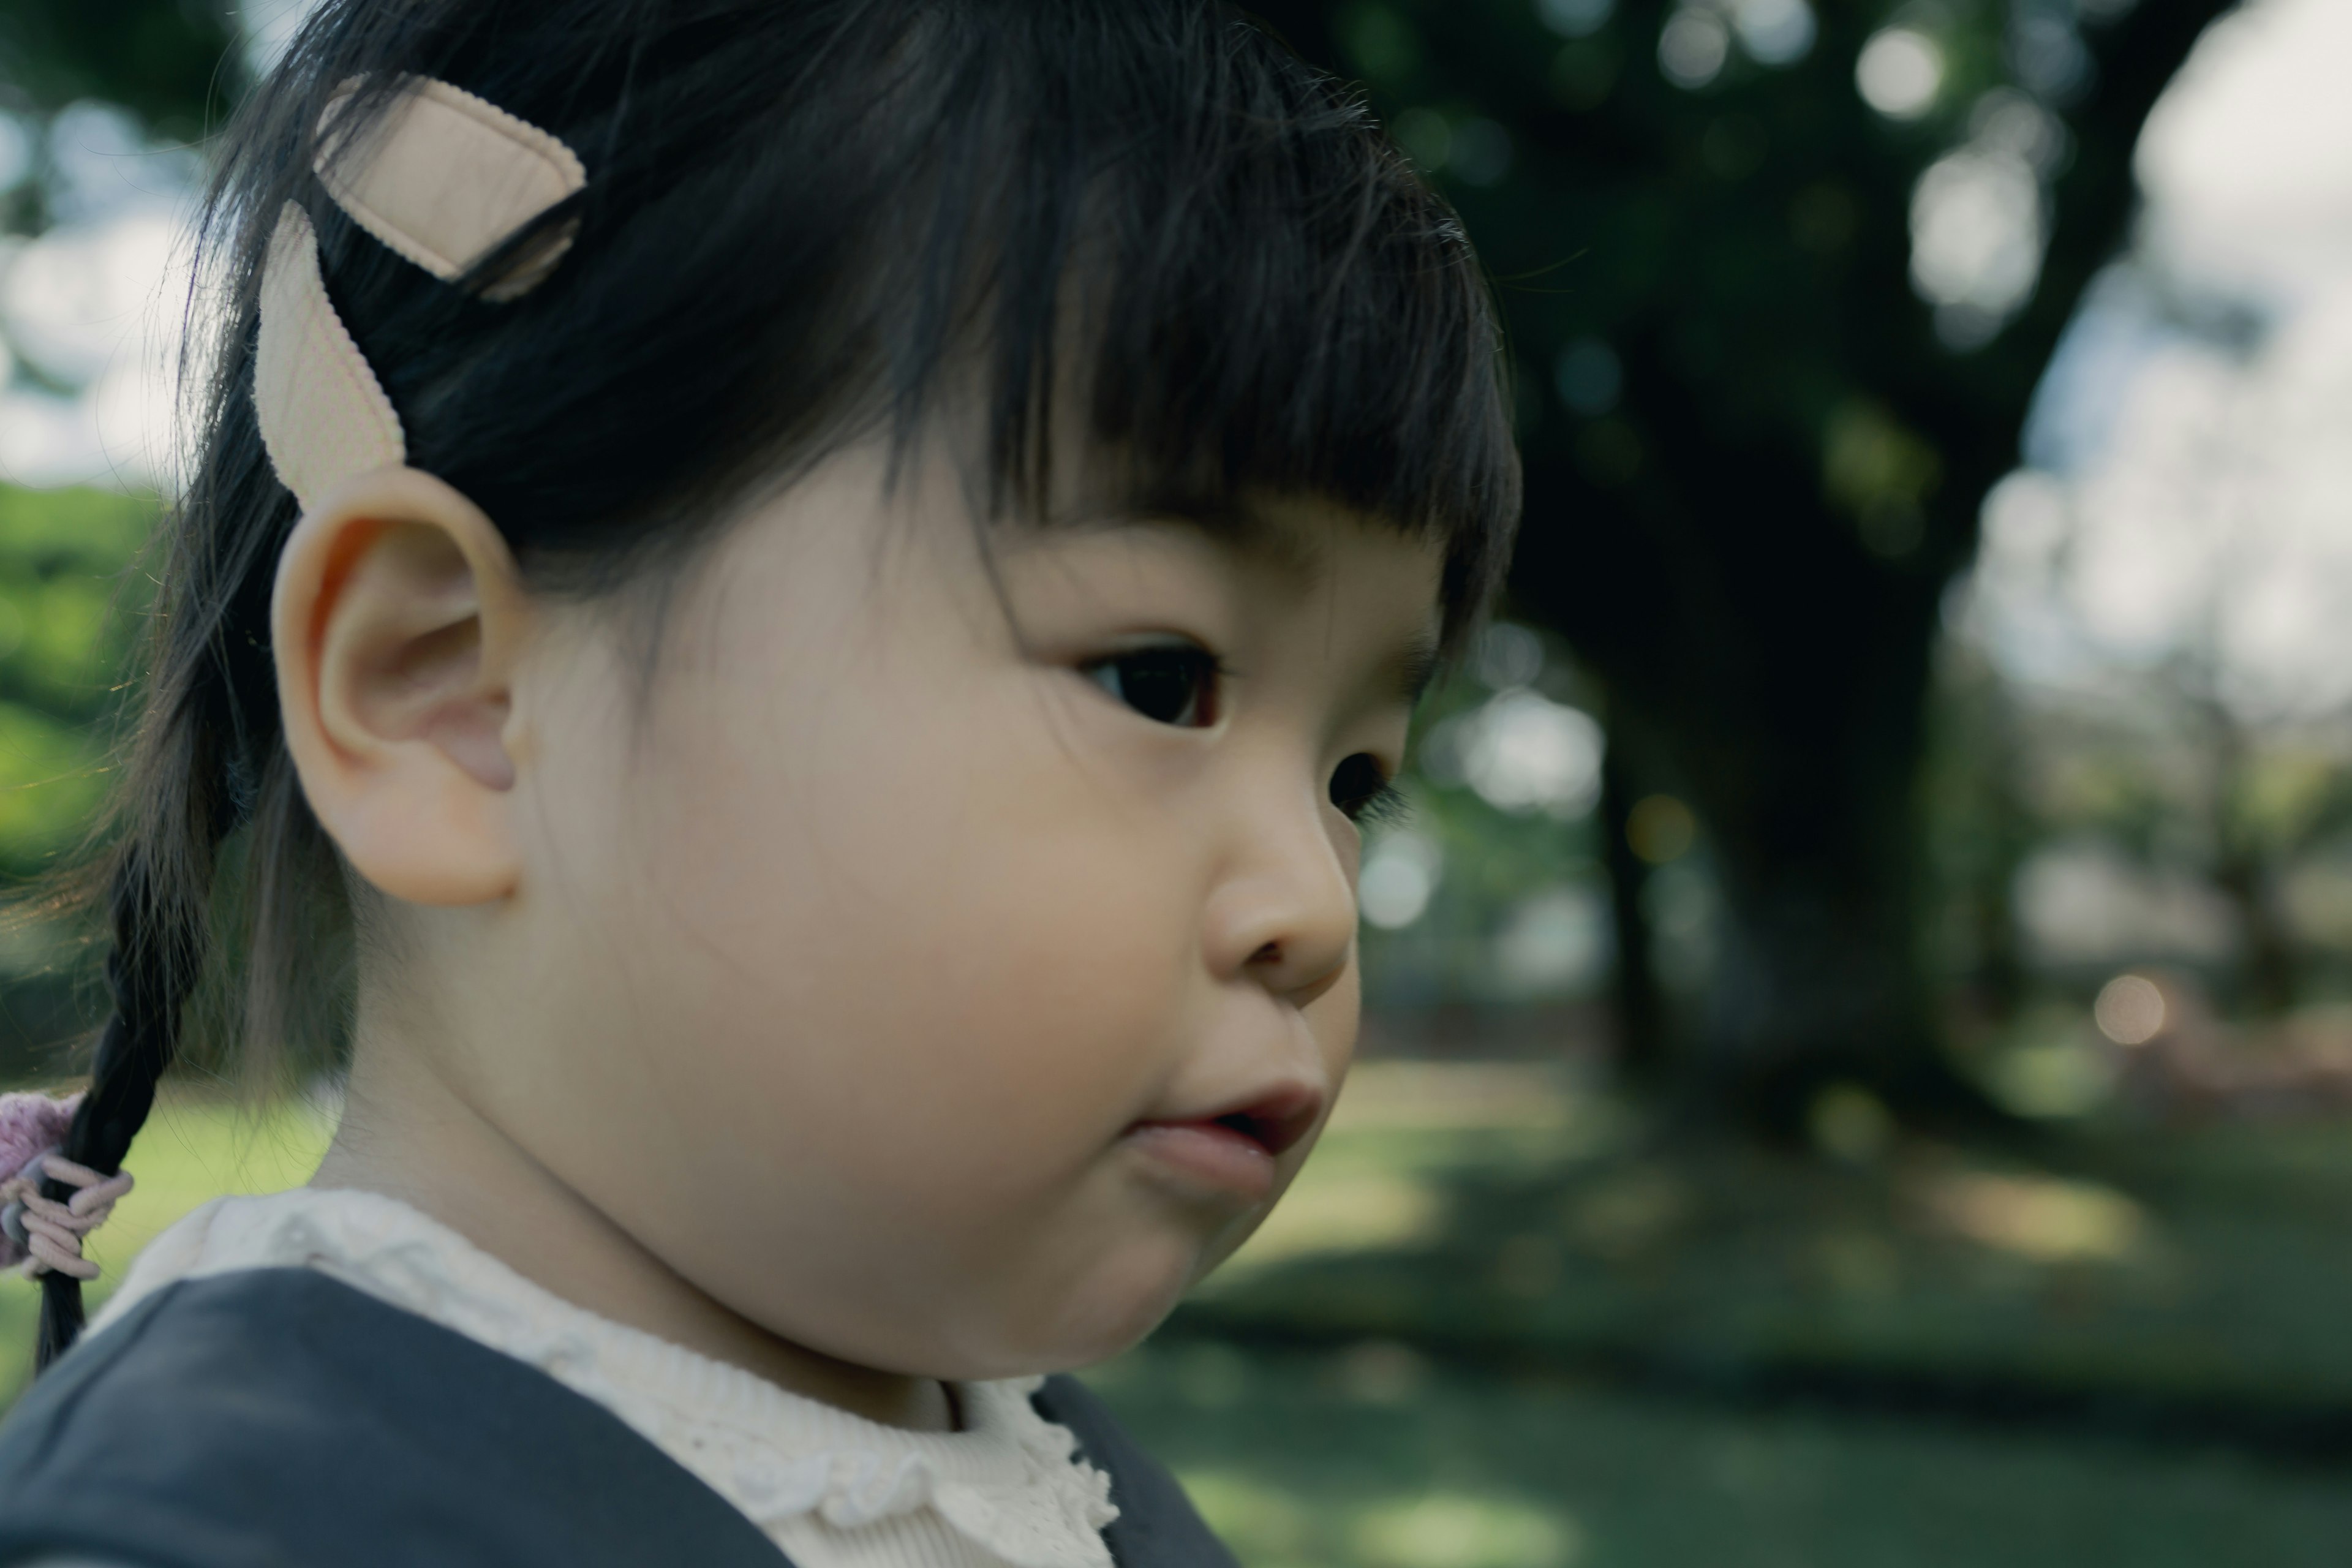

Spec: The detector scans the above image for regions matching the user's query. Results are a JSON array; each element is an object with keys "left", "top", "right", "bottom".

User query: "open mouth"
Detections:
[
  {"left": 1123, "top": 1085, "right": 1325, "bottom": 1201},
  {"left": 1205, "top": 1098, "right": 1317, "bottom": 1159}
]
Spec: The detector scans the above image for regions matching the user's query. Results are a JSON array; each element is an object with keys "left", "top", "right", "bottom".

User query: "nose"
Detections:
[{"left": 1202, "top": 773, "right": 1359, "bottom": 1003}]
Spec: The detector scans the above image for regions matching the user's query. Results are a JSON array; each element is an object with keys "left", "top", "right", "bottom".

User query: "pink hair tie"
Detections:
[{"left": 0, "top": 1092, "right": 134, "bottom": 1281}]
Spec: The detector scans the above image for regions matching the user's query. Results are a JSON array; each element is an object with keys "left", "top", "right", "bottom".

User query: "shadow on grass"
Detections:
[
  {"left": 1085, "top": 1339, "right": 2352, "bottom": 1568},
  {"left": 1148, "top": 1071, "right": 2352, "bottom": 1464}
]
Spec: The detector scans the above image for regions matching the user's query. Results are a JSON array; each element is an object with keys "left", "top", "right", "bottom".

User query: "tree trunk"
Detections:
[
  {"left": 1597, "top": 729, "right": 1668, "bottom": 1082},
  {"left": 2204, "top": 706, "right": 2299, "bottom": 1016},
  {"left": 2214, "top": 852, "right": 2298, "bottom": 1017},
  {"left": 1700, "top": 850, "right": 1959, "bottom": 1137},
  {"left": 1958, "top": 687, "right": 2032, "bottom": 1031},
  {"left": 1512, "top": 397, "right": 2015, "bottom": 1137}
]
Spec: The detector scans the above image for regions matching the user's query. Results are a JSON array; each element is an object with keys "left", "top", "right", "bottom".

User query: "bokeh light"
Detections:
[
  {"left": 1360, "top": 830, "right": 1444, "bottom": 930},
  {"left": 1732, "top": 0, "right": 1815, "bottom": 67},
  {"left": 1625, "top": 794, "right": 1696, "bottom": 865},
  {"left": 2092, "top": 974, "right": 2169, "bottom": 1047},
  {"left": 1856, "top": 28, "right": 1945, "bottom": 120},
  {"left": 1658, "top": 9, "right": 1732, "bottom": 91}
]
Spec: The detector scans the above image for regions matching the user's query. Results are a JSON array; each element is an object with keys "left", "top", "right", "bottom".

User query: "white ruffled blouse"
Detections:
[{"left": 87, "top": 1189, "right": 1120, "bottom": 1568}]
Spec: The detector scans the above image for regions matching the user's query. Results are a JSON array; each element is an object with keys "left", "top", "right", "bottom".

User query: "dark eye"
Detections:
[
  {"left": 1084, "top": 645, "right": 1221, "bottom": 728},
  {"left": 1329, "top": 753, "right": 1403, "bottom": 823}
]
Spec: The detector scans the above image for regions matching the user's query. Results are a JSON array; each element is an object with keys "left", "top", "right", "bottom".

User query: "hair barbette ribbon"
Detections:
[{"left": 257, "top": 74, "right": 586, "bottom": 510}]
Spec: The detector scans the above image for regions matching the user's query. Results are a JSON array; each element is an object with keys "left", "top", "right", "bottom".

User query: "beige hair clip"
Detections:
[{"left": 254, "top": 75, "right": 587, "bottom": 512}]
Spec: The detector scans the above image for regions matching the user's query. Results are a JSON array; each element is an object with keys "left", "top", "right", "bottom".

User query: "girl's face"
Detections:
[{"left": 456, "top": 444, "right": 1441, "bottom": 1379}]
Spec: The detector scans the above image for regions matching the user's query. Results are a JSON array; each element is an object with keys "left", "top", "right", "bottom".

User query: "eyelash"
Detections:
[
  {"left": 1328, "top": 753, "right": 1406, "bottom": 826},
  {"left": 1082, "top": 645, "right": 1404, "bottom": 825}
]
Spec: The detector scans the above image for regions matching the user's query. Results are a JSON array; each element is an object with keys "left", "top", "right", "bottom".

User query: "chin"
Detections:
[{"left": 956, "top": 1237, "right": 1202, "bottom": 1379}]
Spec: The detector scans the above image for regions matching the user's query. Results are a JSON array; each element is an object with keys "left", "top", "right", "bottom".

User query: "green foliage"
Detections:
[
  {"left": 0, "top": 703, "right": 106, "bottom": 858},
  {"left": 0, "top": 484, "right": 155, "bottom": 876},
  {"left": 0, "top": 0, "right": 241, "bottom": 145}
]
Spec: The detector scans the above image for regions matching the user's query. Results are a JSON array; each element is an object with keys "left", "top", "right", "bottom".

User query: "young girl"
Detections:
[{"left": 0, "top": 2, "right": 1517, "bottom": 1564}]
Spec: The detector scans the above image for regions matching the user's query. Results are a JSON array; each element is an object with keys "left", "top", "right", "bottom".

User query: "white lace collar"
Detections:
[{"left": 95, "top": 1189, "right": 1118, "bottom": 1568}]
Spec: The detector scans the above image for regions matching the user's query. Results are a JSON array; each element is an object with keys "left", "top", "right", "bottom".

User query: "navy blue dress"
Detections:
[{"left": 0, "top": 1270, "right": 1237, "bottom": 1567}]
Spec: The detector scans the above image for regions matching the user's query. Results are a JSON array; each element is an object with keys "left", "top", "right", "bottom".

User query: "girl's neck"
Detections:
[{"left": 309, "top": 1037, "right": 956, "bottom": 1433}]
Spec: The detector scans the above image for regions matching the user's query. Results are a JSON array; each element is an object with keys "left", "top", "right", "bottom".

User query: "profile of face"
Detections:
[{"left": 277, "top": 439, "right": 1442, "bottom": 1385}]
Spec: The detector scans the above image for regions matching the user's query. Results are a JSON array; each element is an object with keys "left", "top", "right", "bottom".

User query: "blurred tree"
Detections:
[
  {"left": 0, "top": 485, "right": 154, "bottom": 872},
  {"left": 2021, "top": 655, "right": 2352, "bottom": 1018},
  {"left": 0, "top": 0, "right": 211, "bottom": 1069},
  {"left": 0, "top": 484, "right": 159, "bottom": 1074},
  {"left": 0, "top": 0, "right": 237, "bottom": 137},
  {"left": 1247, "top": 0, "right": 2234, "bottom": 1137},
  {"left": 0, "top": 0, "right": 239, "bottom": 233}
]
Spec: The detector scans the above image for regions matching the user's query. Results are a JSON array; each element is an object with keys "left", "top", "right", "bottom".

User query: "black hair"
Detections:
[{"left": 38, "top": 0, "right": 1520, "bottom": 1365}]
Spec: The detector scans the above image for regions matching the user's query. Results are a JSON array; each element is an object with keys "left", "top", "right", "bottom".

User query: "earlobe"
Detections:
[{"left": 271, "top": 467, "right": 533, "bottom": 907}]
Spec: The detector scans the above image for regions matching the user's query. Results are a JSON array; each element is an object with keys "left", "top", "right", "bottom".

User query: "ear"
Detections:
[{"left": 271, "top": 467, "right": 533, "bottom": 907}]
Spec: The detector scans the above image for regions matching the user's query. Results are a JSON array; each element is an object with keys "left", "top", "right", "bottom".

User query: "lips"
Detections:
[
  {"left": 1123, "top": 1083, "right": 1325, "bottom": 1202},
  {"left": 1198, "top": 1084, "right": 1324, "bottom": 1158}
]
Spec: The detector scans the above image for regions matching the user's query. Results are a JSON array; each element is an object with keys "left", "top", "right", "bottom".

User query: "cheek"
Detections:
[
  {"left": 612, "top": 656, "right": 1204, "bottom": 1221},
  {"left": 1305, "top": 948, "right": 1362, "bottom": 1084}
]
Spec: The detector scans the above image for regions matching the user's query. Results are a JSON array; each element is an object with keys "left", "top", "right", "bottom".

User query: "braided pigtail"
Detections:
[
  {"left": 30, "top": 507, "right": 256, "bottom": 1366},
  {"left": 34, "top": 856, "right": 194, "bottom": 1366}
]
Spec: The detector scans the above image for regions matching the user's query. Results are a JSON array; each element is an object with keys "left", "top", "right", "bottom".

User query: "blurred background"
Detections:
[{"left": 3, "top": 0, "right": 2351, "bottom": 1562}]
